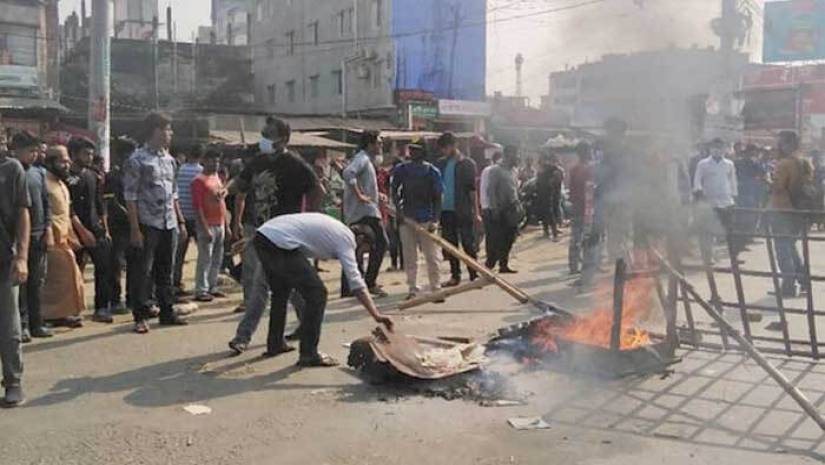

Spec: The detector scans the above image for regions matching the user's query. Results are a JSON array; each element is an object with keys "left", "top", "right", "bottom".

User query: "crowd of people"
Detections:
[{"left": 1, "top": 109, "right": 820, "bottom": 407}]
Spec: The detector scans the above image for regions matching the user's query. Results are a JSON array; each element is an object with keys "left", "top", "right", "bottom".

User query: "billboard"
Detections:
[
  {"left": 763, "top": 0, "right": 825, "bottom": 63},
  {"left": 392, "top": 0, "right": 486, "bottom": 101}
]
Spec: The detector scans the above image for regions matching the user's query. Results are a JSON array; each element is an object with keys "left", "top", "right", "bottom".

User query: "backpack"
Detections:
[{"left": 789, "top": 158, "right": 822, "bottom": 212}]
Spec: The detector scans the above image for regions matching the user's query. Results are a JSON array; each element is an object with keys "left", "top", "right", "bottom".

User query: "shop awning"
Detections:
[
  {"left": 0, "top": 96, "right": 69, "bottom": 113},
  {"left": 210, "top": 130, "right": 355, "bottom": 149}
]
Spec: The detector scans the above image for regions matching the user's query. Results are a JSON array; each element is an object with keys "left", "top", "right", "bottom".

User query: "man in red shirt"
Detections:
[
  {"left": 191, "top": 150, "right": 228, "bottom": 302},
  {"left": 568, "top": 142, "right": 595, "bottom": 275}
]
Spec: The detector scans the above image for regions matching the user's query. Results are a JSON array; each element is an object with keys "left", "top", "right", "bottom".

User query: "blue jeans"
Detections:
[
  {"left": 195, "top": 224, "right": 225, "bottom": 296},
  {"left": 773, "top": 213, "right": 804, "bottom": 293}
]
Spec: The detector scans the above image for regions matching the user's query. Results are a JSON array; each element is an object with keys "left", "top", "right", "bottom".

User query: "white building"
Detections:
[
  {"left": 114, "top": 0, "right": 158, "bottom": 40},
  {"left": 212, "top": 0, "right": 252, "bottom": 45}
]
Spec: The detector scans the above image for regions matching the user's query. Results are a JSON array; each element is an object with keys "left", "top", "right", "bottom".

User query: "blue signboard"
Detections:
[
  {"left": 391, "top": 0, "right": 486, "bottom": 101},
  {"left": 763, "top": 0, "right": 825, "bottom": 63}
]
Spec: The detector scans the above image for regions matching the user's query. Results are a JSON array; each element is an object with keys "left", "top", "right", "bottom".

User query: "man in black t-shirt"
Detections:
[
  {"left": 228, "top": 117, "right": 322, "bottom": 355},
  {"left": 104, "top": 136, "right": 138, "bottom": 314},
  {"left": 67, "top": 137, "right": 115, "bottom": 323}
]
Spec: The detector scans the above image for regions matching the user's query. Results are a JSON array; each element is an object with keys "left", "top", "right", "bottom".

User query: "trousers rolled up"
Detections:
[
  {"left": 400, "top": 221, "right": 441, "bottom": 293},
  {"left": 195, "top": 224, "right": 225, "bottom": 296}
]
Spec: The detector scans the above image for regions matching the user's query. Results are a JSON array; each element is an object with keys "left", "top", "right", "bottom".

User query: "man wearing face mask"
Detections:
[
  {"left": 227, "top": 117, "right": 322, "bottom": 355},
  {"left": 693, "top": 138, "right": 739, "bottom": 263},
  {"left": 342, "top": 130, "right": 388, "bottom": 297},
  {"left": 41, "top": 146, "right": 86, "bottom": 327}
]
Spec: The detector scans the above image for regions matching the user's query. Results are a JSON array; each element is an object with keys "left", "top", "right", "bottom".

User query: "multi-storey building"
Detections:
[
  {"left": 251, "top": 0, "right": 486, "bottom": 125},
  {"left": 114, "top": 0, "right": 158, "bottom": 40},
  {"left": 212, "top": 0, "right": 253, "bottom": 46}
]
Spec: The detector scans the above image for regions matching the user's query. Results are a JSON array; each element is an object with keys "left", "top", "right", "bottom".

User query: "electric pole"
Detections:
[
  {"left": 89, "top": 0, "right": 111, "bottom": 170},
  {"left": 515, "top": 53, "right": 524, "bottom": 98}
]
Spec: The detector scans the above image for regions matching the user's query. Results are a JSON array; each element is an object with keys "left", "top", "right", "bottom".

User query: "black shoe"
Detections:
[
  {"left": 369, "top": 287, "right": 388, "bottom": 298},
  {"left": 194, "top": 293, "right": 214, "bottom": 303},
  {"left": 228, "top": 340, "right": 248, "bottom": 356},
  {"left": 233, "top": 304, "right": 246, "bottom": 314},
  {"left": 111, "top": 302, "right": 130, "bottom": 315},
  {"left": 442, "top": 278, "right": 460, "bottom": 288},
  {"left": 499, "top": 267, "right": 518, "bottom": 274},
  {"left": 30, "top": 326, "right": 52, "bottom": 338},
  {"left": 158, "top": 315, "right": 188, "bottom": 326}
]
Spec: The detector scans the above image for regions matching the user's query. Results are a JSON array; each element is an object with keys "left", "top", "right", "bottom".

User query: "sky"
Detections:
[{"left": 59, "top": 0, "right": 771, "bottom": 102}]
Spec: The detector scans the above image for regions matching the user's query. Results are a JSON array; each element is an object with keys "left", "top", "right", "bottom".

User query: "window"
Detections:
[
  {"left": 373, "top": 0, "right": 383, "bottom": 29},
  {"left": 332, "top": 70, "right": 342, "bottom": 95},
  {"left": 0, "top": 25, "right": 37, "bottom": 67},
  {"left": 308, "top": 21, "right": 319, "bottom": 46},
  {"left": 266, "top": 38, "right": 275, "bottom": 59},
  {"left": 266, "top": 84, "right": 276, "bottom": 105},
  {"left": 286, "top": 30, "right": 295, "bottom": 55},
  {"left": 373, "top": 60, "right": 383, "bottom": 89},
  {"left": 286, "top": 80, "right": 296, "bottom": 103},
  {"left": 309, "top": 75, "right": 320, "bottom": 98},
  {"left": 347, "top": 8, "right": 355, "bottom": 34}
]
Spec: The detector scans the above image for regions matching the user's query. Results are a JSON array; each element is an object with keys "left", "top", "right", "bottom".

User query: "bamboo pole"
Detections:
[
  {"left": 402, "top": 219, "right": 530, "bottom": 304},
  {"left": 653, "top": 250, "right": 825, "bottom": 431},
  {"left": 610, "top": 259, "right": 627, "bottom": 352},
  {"left": 397, "top": 278, "right": 490, "bottom": 310}
]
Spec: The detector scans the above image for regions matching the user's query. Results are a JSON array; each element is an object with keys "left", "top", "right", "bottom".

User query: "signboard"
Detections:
[
  {"left": 0, "top": 65, "right": 39, "bottom": 91},
  {"left": 409, "top": 103, "right": 438, "bottom": 119},
  {"left": 438, "top": 99, "right": 491, "bottom": 117},
  {"left": 395, "top": 89, "right": 435, "bottom": 104},
  {"left": 763, "top": 0, "right": 825, "bottom": 63}
]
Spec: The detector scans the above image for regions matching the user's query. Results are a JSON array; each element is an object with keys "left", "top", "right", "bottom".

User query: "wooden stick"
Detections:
[
  {"left": 610, "top": 259, "right": 627, "bottom": 352},
  {"left": 653, "top": 250, "right": 825, "bottom": 431},
  {"left": 403, "top": 219, "right": 530, "bottom": 304},
  {"left": 397, "top": 278, "right": 490, "bottom": 310}
]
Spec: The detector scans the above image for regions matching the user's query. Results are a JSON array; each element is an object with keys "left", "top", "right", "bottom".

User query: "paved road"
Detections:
[{"left": 2, "top": 228, "right": 823, "bottom": 464}]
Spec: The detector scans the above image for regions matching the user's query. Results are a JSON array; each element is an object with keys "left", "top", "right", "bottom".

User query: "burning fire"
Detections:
[{"left": 532, "top": 277, "right": 654, "bottom": 351}]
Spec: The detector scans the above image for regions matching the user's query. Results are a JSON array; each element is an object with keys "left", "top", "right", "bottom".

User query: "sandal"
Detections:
[
  {"left": 134, "top": 321, "right": 149, "bottom": 334},
  {"left": 296, "top": 353, "right": 339, "bottom": 368}
]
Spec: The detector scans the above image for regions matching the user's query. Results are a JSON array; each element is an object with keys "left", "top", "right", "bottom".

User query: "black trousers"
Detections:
[
  {"left": 19, "top": 235, "right": 47, "bottom": 332},
  {"left": 485, "top": 212, "right": 517, "bottom": 270},
  {"left": 110, "top": 229, "right": 132, "bottom": 307},
  {"left": 254, "top": 234, "right": 327, "bottom": 360},
  {"left": 441, "top": 211, "right": 478, "bottom": 280},
  {"left": 387, "top": 216, "right": 403, "bottom": 269},
  {"left": 482, "top": 209, "right": 496, "bottom": 266},
  {"left": 78, "top": 234, "right": 115, "bottom": 311},
  {"left": 351, "top": 216, "right": 387, "bottom": 289},
  {"left": 133, "top": 225, "right": 177, "bottom": 322},
  {"left": 173, "top": 218, "right": 197, "bottom": 289}
]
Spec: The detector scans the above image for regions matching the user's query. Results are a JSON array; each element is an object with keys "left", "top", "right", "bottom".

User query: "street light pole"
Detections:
[{"left": 89, "top": 0, "right": 111, "bottom": 171}]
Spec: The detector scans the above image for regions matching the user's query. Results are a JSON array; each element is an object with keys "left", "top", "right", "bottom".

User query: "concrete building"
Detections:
[
  {"left": 251, "top": 0, "right": 486, "bottom": 128},
  {"left": 545, "top": 47, "right": 748, "bottom": 141},
  {"left": 212, "top": 0, "right": 252, "bottom": 46},
  {"left": 0, "top": 0, "right": 60, "bottom": 100},
  {"left": 114, "top": 0, "right": 158, "bottom": 40}
]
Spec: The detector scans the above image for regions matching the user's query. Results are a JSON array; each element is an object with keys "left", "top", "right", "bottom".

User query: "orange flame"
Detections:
[{"left": 532, "top": 276, "right": 654, "bottom": 351}]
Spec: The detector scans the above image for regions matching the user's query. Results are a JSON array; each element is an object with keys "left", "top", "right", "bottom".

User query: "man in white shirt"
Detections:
[
  {"left": 693, "top": 138, "right": 740, "bottom": 261},
  {"left": 479, "top": 152, "right": 502, "bottom": 266},
  {"left": 255, "top": 213, "right": 394, "bottom": 367}
]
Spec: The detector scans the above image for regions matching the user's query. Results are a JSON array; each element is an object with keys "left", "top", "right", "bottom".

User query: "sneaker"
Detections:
[
  {"left": 499, "top": 267, "right": 518, "bottom": 274},
  {"left": 111, "top": 302, "right": 130, "bottom": 315},
  {"left": 194, "top": 293, "right": 214, "bottom": 303},
  {"left": 442, "top": 278, "right": 460, "bottom": 288},
  {"left": 209, "top": 290, "right": 227, "bottom": 299},
  {"left": 92, "top": 309, "right": 114, "bottom": 324},
  {"left": 369, "top": 287, "right": 388, "bottom": 298},
  {"left": 30, "top": 326, "right": 52, "bottom": 338},
  {"left": 2, "top": 386, "right": 25, "bottom": 408}
]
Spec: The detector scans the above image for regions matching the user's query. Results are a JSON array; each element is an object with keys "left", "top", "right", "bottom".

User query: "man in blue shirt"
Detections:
[
  {"left": 391, "top": 143, "right": 443, "bottom": 300},
  {"left": 435, "top": 133, "right": 479, "bottom": 287},
  {"left": 123, "top": 113, "right": 190, "bottom": 334}
]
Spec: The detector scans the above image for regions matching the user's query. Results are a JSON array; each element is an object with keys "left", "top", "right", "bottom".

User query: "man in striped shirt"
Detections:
[{"left": 173, "top": 145, "right": 203, "bottom": 295}]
